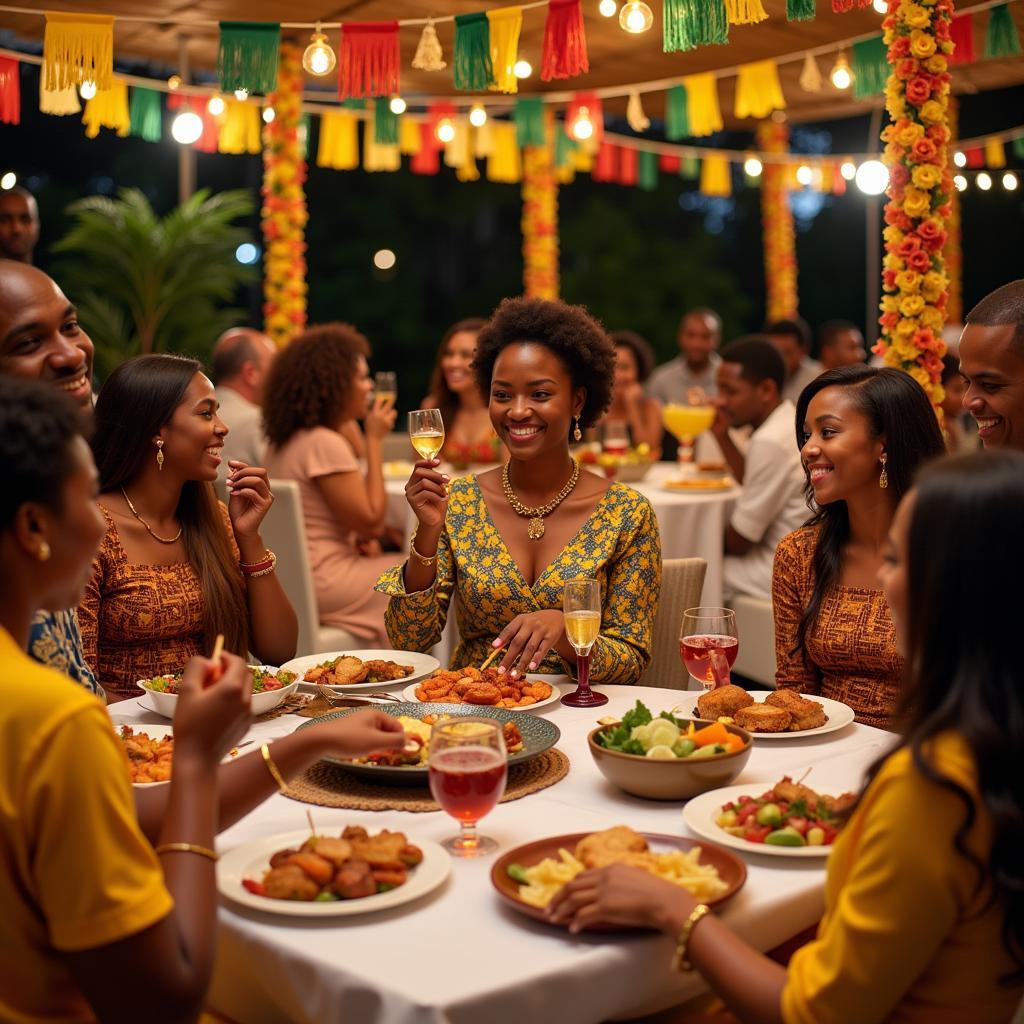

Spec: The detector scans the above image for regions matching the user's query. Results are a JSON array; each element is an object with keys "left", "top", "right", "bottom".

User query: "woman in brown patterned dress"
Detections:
[
  {"left": 79, "top": 355, "right": 298, "bottom": 699},
  {"left": 772, "top": 366, "right": 945, "bottom": 728}
]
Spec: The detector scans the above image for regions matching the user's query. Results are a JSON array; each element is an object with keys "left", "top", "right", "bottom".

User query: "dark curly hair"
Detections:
[
  {"left": 611, "top": 329, "right": 655, "bottom": 383},
  {"left": 262, "top": 323, "right": 370, "bottom": 448},
  {"left": 472, "top": 297, "right": 615, "bottom": 428}
]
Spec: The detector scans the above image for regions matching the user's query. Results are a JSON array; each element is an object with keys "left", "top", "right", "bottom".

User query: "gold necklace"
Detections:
[
  {"left": 502, "top": 458, "right": 581, "bottom": 540},
  {"left": 120, "top": 487, "right": 182, "bottom": 544}
]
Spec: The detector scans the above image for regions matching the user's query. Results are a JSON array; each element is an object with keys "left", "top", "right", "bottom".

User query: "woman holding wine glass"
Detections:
[{"left": 378, "top": 297, "right": 662, "bottom": 690}]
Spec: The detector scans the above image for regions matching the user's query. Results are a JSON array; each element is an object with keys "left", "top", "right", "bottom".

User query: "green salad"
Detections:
[{"left": 595, "top": 700, "right": 745, "bottom": 759}]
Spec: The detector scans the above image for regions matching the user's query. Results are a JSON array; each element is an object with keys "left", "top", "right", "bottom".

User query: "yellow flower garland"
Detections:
[
  {"left": 757, "top": 120, "right": 798, "bottom": 321},
  {"left": 521, "top": 139, "right": 559, "bottom": 299}
]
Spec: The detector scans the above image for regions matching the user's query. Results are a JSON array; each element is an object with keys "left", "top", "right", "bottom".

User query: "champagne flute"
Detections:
[
  {"left": 428, "top": 718, "right": 507, "bottom": 856},
  {"left": 662, "top": 398, "right": 716, "bottom": 466},
  {"left": 409, "top": 408, "right": 445, "bottom": 461},
  {"left": 375, "top": 371, "right": 397, "bottom": 408},
  {"left": 679, "top": 607, "right": 739, "bottom": 692},
  {"left": 561, "top": 577, "right": 608, "bottom": 708}
]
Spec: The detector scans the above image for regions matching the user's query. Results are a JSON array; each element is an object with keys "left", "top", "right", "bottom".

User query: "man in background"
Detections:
[
  {"left": 764, "top": 316, "right": 822, "bottom": 404},
  {"left": 0, "top": 187, "right": 41, "bottom": 265},
  {"left": 818, "top": 319, "right": 867, "bottom": 370},
  {"left": 647, "top": 307, "right": 723, "bottom": 404}
]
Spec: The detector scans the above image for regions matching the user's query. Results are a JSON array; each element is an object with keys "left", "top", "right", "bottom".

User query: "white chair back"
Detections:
[
  {"left": 642, "top": 557, "right": 707, "bottom": 690},
  {"left": 732, "top": 594, "right": 777, "bottom": 687}
]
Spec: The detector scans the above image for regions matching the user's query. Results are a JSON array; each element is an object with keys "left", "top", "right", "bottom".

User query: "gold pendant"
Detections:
[{"left": 528, "top": 517, "right": 545, "bottom": 540}]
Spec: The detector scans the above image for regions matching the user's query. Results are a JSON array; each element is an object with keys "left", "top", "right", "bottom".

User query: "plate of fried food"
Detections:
[
  {"left": 218, "top": 825, "right": 450, "bottom": 917},
  {"left": 280, "top": 650, "right": 440, "bottom": 692},
  {"left": 295, "top": 702, "right": 561, "bottom": 784},
  {"left": 404, "top": 666, "right": 559, "bottom": 711},
  {"left": 660, "top": 476, "right": 735, "bottom": 493},
  {"left": 491, "top": 825, "right": 745, "bottom": 929},
  {"left": 113, "top": 722, "right": 245, "bottom": 786},
  {"left": 671, "top": 685, "right": 856, "bottom": 738}
]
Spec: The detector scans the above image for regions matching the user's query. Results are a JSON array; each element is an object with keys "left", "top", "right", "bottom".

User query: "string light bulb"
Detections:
[
  {"left": 436, "top": 117, "right": 456, "bottom": 144},
  {"left": 569, "top": 106, "right": 595, "bottom": 141},
  {"left": 743, "top": 156, "right": 763, "bottom": 177},
  {"left": 207, "top": 95, "right": 225, "bottom": 116},
  {"left": 469, "top": 104, "right": 488, "bottom": 128},
  {"left": 977, "top": 171, "right": 992, "bottom": 191},
  {"left": 0, "top": 171, "right": 16, "bottom": 190},
  {"left": 855, "top": 159, "right": 889, "bottom": 195},
  {"left": 262, "top": 107, "right": 275, "bottom": 124},
  {"left": 389, "top": 96, "right": 407, "bottom": 115},
  {"left": 619, "top": 0, "right": 654, "bottom": 32},
  {"left": 234, "top": 88, "right": 249, "bottom": 101},
  {"left": 167, "top": 75, "right": 182, "bottom": 91},
  {"left": 953, "top": 150, "right": 967, "bottom": 168},
  {"left": 873, "top": 0, "right": 888, "bottom": 13},
  {"left": 953, "top": 174, "right": 968, "bottom": 192},
  {"left": 840, "top": 160, "right": 857, "bottom": 180},
  {"left": 1003, "top": 171, "right": 1019, "bottom": 191},
  {"left": 302, "top": 23, "right": 337, "bottom": 76},
  {"left": 171, "top": 110, "right": 203, "bottom": 145},
  {"left": 79, "top": 80, "right": 97, "bottom": 100},
  {"left": 830, "top": 52, "right": 853, "bottom": 91},
  {"left": 599, "top": 0, "right": 618, "bottom": 15},
  {"left": 796, "top": 164, "right": 814, "bottom": 186},
  {"left": 514, "top": 59, "right": 533, "bottom": 79}
]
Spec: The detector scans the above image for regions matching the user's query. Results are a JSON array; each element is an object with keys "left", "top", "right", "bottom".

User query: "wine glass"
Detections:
[
  {"left": 602, "top": 420, "right": 629, "bottom": 455},
  {"left": 561, "top": 577, "right": 608, "bottom": 708},
  {"left": 427, "top": 718, "right": 507, "bottom": 856},
  {"left": 375, "top": 371, "right": 397, "bottom": 408},
  {"left": 679, "top": 607, "right": 739, "bottom": 692},
  {"left": 662, "top": 398, "right": 716, "bottom": 466},
  {"left": 409, "top": 408, "right": 445, "bottom": 462}
]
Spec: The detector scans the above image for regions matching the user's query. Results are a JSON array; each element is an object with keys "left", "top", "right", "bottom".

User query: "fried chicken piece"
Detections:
[
  {"left": 735, "top": 704, "right": 792, "bottom": 733},
  {"left": 821, "top": 791, "right": 857, "bottom": 816},
  {"left": 502, "top": 721, "right": 523, "bottom": 752},
  {"left": 371, "top": 867, "right": 408, "bottom": 889},
  {"left": 765, "top": 690, "right": 828, "bottom": 731},
  {"left": 697, "top": 684, "right": 754, "bottom": 720},
  {"left": 286, "top": 851, "right": 335, "bottom": 887},
  {"left": 269, "top": 847, "right": 300, "bottom": 869},
  {"left": 333, "top": 859, "right": 377, "bottom": 899},
  {"left": 771, "top": 776, "right": 822, "bottom": 806},
  {"left": 341, "top": 825, "right": 368, "bottom": 842},
  {"left": 325, "top": 656, "right": 369, "bottom": 686},
  {"left": 363, "top": 659, "right": 414, "bottom": 682},
  {"left": 399, "top": 844, "right": 423, "bottom": 866},
  {"left": 263, "top": 864, "right": 321, "bottom": 901},
  {"left": 346, "top": 829, "right": 409, "bottom": 867},
  {"left": 464, "top": 682, "right": 502, "bottom": 705},
  {"left": 575, "top": 826, "right": 649, "bottom": 869},
  {"left": 305, "top": 837, "right": 353, "bottom": 867}
]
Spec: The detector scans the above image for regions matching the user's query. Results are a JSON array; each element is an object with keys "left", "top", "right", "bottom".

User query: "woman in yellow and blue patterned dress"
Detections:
[{"left": 377, "top": 297, "right": 661, "bottom": 685}]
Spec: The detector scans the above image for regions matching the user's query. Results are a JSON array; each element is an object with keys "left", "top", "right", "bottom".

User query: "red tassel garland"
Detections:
[
  {"left": 965, "top": 147, "right": 984, "bottom": 168},
  {"left": 167, "top": 93, "right": 218, "bottom": 152},
  {"left": 411, "top": 124, "right": 441, "bottom": 174},
  {"left": 426, "top": 101, "right": 457, "bottom": 150},
  {"left": 339, "top": 22, "right": 400, "bottom": 99},
  {"left": 565, "top": 92, "right": 603, "bottom": 145},
  {"left": 593, "top": 142, "right": 618, "bottom": 183},
  {"left": 659, "top": 154, "right": 682, "bottom": 174},
  {"left": 617, "top": 146, "right": 638, "bottom": 187},
  {"left": 542, "top": 0, "right": 589, "bottom": 81},
  {"left": 0, "top": 57, "right": 19, "bottom": 124},
  {"left": 831, "top": 0, "right": 872, "bottom": 10},
  {"left": 949, "top": 14, "right": 976, "bottom": 65}
]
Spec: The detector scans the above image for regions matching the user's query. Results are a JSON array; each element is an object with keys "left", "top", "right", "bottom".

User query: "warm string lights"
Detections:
[{"left": 301, "top": 23, "right": 337, "bottom": 76}]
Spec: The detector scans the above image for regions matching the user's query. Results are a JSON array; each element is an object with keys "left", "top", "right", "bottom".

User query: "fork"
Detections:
[{"left": 315, "top": 684, "right": 402, "bottom": 708}]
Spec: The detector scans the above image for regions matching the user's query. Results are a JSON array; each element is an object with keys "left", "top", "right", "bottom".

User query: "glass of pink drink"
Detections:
[{"left": 679, "top": 607, "right": 739, "bottom": 692}]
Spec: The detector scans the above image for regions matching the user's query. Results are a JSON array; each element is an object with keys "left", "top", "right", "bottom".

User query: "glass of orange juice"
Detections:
[{"left": 662, "top": 403, "right": 715, "bottom": 465}]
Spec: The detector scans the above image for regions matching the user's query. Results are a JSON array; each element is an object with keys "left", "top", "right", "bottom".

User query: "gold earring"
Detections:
[
  {"left": 37, "top": 540, "right": 51, "bottom": 562},
  {"left": 573, "top": 416, "right": 582, "bottom": 443},
  {"left": 879, "top": 456, "right": 888, "bottom": 489},
  {"left": 156, "top": 439, "right": 165, "bottom": 471}
]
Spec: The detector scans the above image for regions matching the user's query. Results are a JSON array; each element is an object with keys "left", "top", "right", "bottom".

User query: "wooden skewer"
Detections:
[
  {"left": 479, "top": 647, "right": 503, "bottom": 672},
  {"left": 306, "top": 809, "right": 317, "bottom": 838},
  {"left": 211, "top": 632, "right": 225, "bottom": 664}
]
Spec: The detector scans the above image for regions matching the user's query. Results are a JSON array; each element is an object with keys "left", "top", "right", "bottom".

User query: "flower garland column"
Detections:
[
  {"left": 943, "top": 96, "right": 963, "bottom": 325},
  {"left": 757, "top": 120, "right": 799, "bottom": 321},
  {"left": 521, "top": 135, "right": 559, "bottom": 299},
  {"left": 262, "top": 43, "right": 308, "bottom": 346},
  {"left": 876, "top": 0, "right": 954, "bottom": 408}
]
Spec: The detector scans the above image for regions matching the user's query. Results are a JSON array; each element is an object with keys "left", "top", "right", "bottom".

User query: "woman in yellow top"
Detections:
[
  {"left": 549, "top": 449, "right": 1024, "bottom": 1022},
  {"left": 378, "top": 297, "right": 662, "bottom": 684}
]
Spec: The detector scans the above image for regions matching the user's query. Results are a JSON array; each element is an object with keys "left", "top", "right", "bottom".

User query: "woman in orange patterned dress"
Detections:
[
  {"left": 772, "top": 366, "right": 945, "bottom": 728},
  {"left": 78, "top": 355, "right": 298, "bottom": 700}
]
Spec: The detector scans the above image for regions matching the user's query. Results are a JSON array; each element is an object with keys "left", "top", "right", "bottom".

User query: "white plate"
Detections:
[
  {"left": 136, "top": 668, "right": 298, "bottom": 719},
  {"left": 280, "top": 650, "right": 440, "bottom": 691},
  {"left": 111, "top": 720, "right": 250, "bottom": 786},
  {"left": 669, "top": 692, "right": 856, "bottom": 739},
  {"left": 683, "top": 784, "right": 833, "bottom": 859},
  {"left": 401, "top": 674, "right": 562, "bottom": 712},
  {"left": 218, "top": 830, "right": 450, "bottom": 917}
]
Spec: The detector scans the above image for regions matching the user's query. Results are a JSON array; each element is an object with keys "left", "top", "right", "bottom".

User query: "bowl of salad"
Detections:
[
  {"left": 138, "top": 665, "right": 298, "bottom": 718},
  {"left": 588, "top": 700, "right": 752, "bottom": 801}
]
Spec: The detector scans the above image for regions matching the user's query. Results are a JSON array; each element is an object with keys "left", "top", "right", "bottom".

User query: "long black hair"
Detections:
[
  {"left": 792, "top": 366, "right": 945, "bottom": 657},
  {"left": 427, "top": 318, "right": 487, "bottom": 429}
]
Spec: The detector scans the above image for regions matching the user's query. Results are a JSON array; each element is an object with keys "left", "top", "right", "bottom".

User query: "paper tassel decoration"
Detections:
[
  {"left": 787, "top": 0, "right": 816, "bottom": 21},
  {"left": 411, "top": 128, "right": 441, "bottom": 174},
  {"left": 554, "top": 130, "right": 576, "bottom": 170},
  {"left": 444, "top": 123, "right": 480, "bottom": 182},
  {"left": 399, "top": 117, "right": 422, "bottom": 155},
  {"left": 427, "top": 102, "right": 458, "bottom": 148},
  {"left": 1014, "top": 138, "right": 1024, "bottom": 160},
  {"left": 683, "top": 73, "right": 723, "bottom": 137},
  {"left": 339, "top": 23, "right": 400, "bottom": 99},
  {"left": 82, "top": 78, "right": 129, "bottom": 138},
  {"left": 374, "top": 97, "right": 399, "bottom": 145},
  {"left": 565, "top": 93, "right": 603, "bottom": 145},
  {"left": 617, "top": 146, "right": 639, "bottom": 187},
  {"left": 474, "top": 121, "right": 495, "bottom": 158},
  {"left": 949, "top": 14, "right": 976, "bottom": 65},
  {"left": 541, "top": 0, "right": 589, "bottom": 81},
  {"left": 831, "top": 0, "right": 872, "bottom": 11},
  {"left": 316, "top": 111, "right": 359, "bottom": 169},
  {"left": 515, "top": 97, "right": 546, "bottom": 147},
  {"left": 166, "top": 93, "right": 216, "bottom": 152},
  {"left": 626, "top": 91, "right": 650, "bottom": 132},
  {"left": 572, "top": 146, "right": 594, "bottom": 173},
  {"left": 734, "top": 60, "right": 785, "bottom": 118},
  {"left": 522, "top": 142, "right": 560, "bottom": 297},
  {"left": 726, "top": 0, "right": 768, "bottom": 25},
  {"left": 680, "top": 156, "right": 699, "bottom": 179},
  {"left": 363, "top": 114, "right": 401, "bottom": 171},
  {"left": 663, "top": 0, "right": 728, "bottom": 54},
  {"left": 0, "top": 57, "right": 19, "bottom": 125},
  {"left": 487, "top": 122, "right": 523, "bottom": 183},
  {"left": 964, "top": 147, "right": 984, "bottom": 168},
  {"left": 659, "top": 153, "right": 681, "bottom": 173},
  {"left": 453, "top": 13, "right": 495, "bottom": 91},
  {"left": 799, "top": 53, "right": 822, "bottom": 92},
  {"left": 665, "top": 84, "right": 689, "bottom": 140},
  {"left": 592, "top": 143, "right": 618, "bottom": 183},
  {"left": 128, "top": 87, "right": 161, "bottom": 141},
  {"left": 412, "top": 20, "right": 446, "bottom": 71},
  {"left": 851, "top": 36, "right": 888, "bottom": 99},
  {"left": 638, "top": 151, "right": 659, "bottom": 191},
  {"left": 218, "top": 98, "right": 261, "bottom": 153},
  {"left": 40, "top": 79, "right": 81, "bottom": 116},
  {"left": 218, "top": 22, "right": 280, "bottom": 94},
  {"left": 488, "top": 7, "right": 523, "bottom": 93},
  {"left": 43, "top": 13, "right": 114, "bottom": 93},
  {"left": 985, "top": 140, "right": 1006, "bottom": 169},
  {"left": 699, "top": 156, "right": 731, "bottom": 197},
  {"left": 985, "top": 4, "right": 1021, "bottom": 57}
]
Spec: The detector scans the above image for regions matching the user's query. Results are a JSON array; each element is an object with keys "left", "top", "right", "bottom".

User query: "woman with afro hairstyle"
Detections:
[
  {"left": 377, "top": 297, "right": 662, "bottom": 686},
  {"left": 263, "top": 323, "right": 398, "bottom": 646}
]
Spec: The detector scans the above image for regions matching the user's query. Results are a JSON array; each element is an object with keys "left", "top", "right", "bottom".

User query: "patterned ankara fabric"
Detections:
[{"left": 28, "top": 609, "right": 104, "bottom": 699}]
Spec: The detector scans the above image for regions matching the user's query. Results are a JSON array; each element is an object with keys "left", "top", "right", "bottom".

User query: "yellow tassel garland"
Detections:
[
  {"left": 363, "top": 114, "right": 401, "bottom": 172},
  {"left": 984, "top": 140, "right": 1006, "bottom": 169},
  {"left": 399, "top": 117, "right": 422, "bottom": 155},
  {"left": 683, "top": 73, "right": 723, "bottom": 137},
  {"left": 40, "top": 79, "right": 80, "bottom": 115},
  {"left": 316, "top": 111, "right": 359, "bottom": 170},
  {"left": 700, "top": 155, "right": 732, "bottom": 197},
  {"left": 488, "top": 7, "right": 524, "bottom": 94},
  {"left": 82, "top": 77, "right": 128, "bottom": 137},
  {"left": 734, "top": 60, "right": 786, "bottom": 119},
  {"left": 43, "top": 12, "right": 114, "bottom": 92},
  {"left": 487, "top": 121, "right": 522, "bottom": 183},
  {"left": 726, "top": 0, "right": 769, "bottom": 24},
  {"left": 218, "top": 98, "right": 261, "bottom": 154}
]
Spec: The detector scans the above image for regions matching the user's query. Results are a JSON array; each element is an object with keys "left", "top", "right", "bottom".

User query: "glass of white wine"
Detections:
[
  {"left": 409, "top": 408, "right": 445, "bottom": 462},
  {"left": 375, "top": 371, "right": 397, "bottom": 407},
  {"left": 561, "top": 577, "right": 607, "bottom": 708}
]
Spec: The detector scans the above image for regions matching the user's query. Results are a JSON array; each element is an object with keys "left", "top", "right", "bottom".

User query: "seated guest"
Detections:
[
  {"left": 817, "top": 319, "right": 867, "bottom": 370},
  {"left": 772, "top": 366, "right": 945, "bottom": 727},
  {"left": 647, "top": 307, "right": 722, "bottom": 405},
  {"left": 958, "top": 278, "right": 1024, "bottom": 451},
  {"left": 263, "top": 323, "right": 397, "bottom": 647},
  {"left": 764, "top": 316, "right": 822, "bottom": 404},
  {"left": 378, "top": 297, "right": 662, "bottom": 684},
  {"left": 940, "top": 353, "right": 976, "bottom": 454},
  {"left": 549, "top": 449, "right": 1024, "bottom": 1023},
  {"left": 589, "top": 330, "right": 663, "bottom": 456},
  {"left": 0, "top": 185, "right": 40, "bottom": 264},
  {"left": 710, "top": 337, "right": 807, "bottom": 601},
  {"left": 79, "top": 354, "right": 298, "bottom": 700}
]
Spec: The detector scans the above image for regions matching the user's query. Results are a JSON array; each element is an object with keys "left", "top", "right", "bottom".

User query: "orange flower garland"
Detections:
[
  {"left": 942, "top": 97, "right": 962, "bottom": 325},
  {"left": 261, "top": 44, "right": 308, "bottom": 346},
  {"left": 521, "top": 141, "right": 559, "bottom": 299},
  {"left": 757, "top": 120, "right": 799, "bottom": 321},
  {"left": 876, "top": 0, "right": 954, "bottom": 407}
]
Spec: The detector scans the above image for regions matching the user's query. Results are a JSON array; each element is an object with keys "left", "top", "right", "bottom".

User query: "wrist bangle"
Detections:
[
  {"left": 261, "top": 742, "right": 288, "bottom": 792},
  {"left": 241, "top": 549, "right": 277, "bottom": 577},
  {"left": 154, "top": 842, "right": 219, "bottom": 862},
  {"left": 672, "top": 903, "right": 711, "bottom": 973},
  {"left": 409, "top": 530, "right": 437, "bottom": 568}
]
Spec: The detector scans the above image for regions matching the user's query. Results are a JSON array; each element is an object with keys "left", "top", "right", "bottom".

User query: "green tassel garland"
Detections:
[
  {"left": 217, "top": 21, "right": 280, "bottom": 94},
  {"left": 663, "top": 0, "right": 728, "bottom": 54},
  {"left": 638, "top": 151, "right": 659, "bottom": 191},
  {"left": 852, "top": 36, "right": 888, "bottom": 99},
  {"left": 374, "top": 97, "right": 398, "bottom": 145},
  {"left": 786, "top": 0, "right": 816, "bottom": 20},
  {"left": 453, "top": 13, "right": 495, "bottom": 91},
  {"left": 1012, "top": 137, "right": 1024, "bottom": 160},
  {"left": 680, "top": 155, "right": 700, "bottom": 180},
  {"left": 553, "top": 126, "right": 577, "bottom": 168},
  {"left": 128, "top": 86, "right": 161, "bottom": 142},
  {"left": 985, "top": 4, "right": 1021, "bottom": 58},
  {"left": 341, "top": 98, "right": 367, "bottom": 110},
  {"left": 665, "top": 84, "right": 690, "bottom": 140},
  {"left": 515, "top": 97, "right": 546, "bottom": 147}
]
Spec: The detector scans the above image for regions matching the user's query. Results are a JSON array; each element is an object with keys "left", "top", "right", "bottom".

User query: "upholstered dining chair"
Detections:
[{"left": 642, "top": 557, "right": 707, "bottom": 690}]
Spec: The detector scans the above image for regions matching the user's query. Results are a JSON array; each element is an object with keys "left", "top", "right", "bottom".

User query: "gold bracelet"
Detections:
[
  {"left": 409, "top": 530, "right": 437, "bottom": 567},
  {"left": 261, "top": 742, "right": 288, "bottom": 792},
  {"left": 154, "top": 842, "right": 219, "bottom": 862},
  {"left": 241, "top": 549, "right": 277, "bottom": 577},
  {"left": 672, "top": 903, "right": 711, "bottom": 972}
]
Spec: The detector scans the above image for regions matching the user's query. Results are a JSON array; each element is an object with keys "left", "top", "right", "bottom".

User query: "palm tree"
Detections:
[{"left": 54, "top": 187, "right": 257, "bottom": 379}]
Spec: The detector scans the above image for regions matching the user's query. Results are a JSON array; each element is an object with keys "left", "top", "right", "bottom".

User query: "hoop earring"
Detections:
[
  {"left": 37, "top": 540, "right": 51, "bottom": 562},
  {"left": 879, "top": 455, "right": 888, "bottom": 490},
  {"left": 573, "top": 416, "right": 582, "bottom": 443},
  {"left": 155, "top": 439, "right": 165, "bottom": 471}
]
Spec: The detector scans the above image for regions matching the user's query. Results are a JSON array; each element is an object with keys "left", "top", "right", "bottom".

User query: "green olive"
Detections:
[
  {"left": 755, "top": 802, "right": 783, "bottom": 827},
  {"left": 764, "top": 826, "right": 806, "bottom": 847}
]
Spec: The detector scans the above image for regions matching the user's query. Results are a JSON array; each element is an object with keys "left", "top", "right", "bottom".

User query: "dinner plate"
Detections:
[
  {"left": 279, "top": 650, "right": 440, "bottom": 692},
  {"left": 668, "top": 692, "right": 856, "bottom": 739},
  {"left": 683, "top": 785, "right": 835, "bottom": 859},
  {"left": 400, "top": 674, "right": 562, "bottom": 713},
  {"left": 491, "top": 832, "right": 746, "bottom": 929},
  {"left": 659, "top": 478, "right": 735, "bottom": 493},
  {"left": 111, "top": 720, "right": 251, "bottom": 786},
  {"left": 218, "top": 830, "right": 450, "bottom": 917},
  {"left": 295, "top": 702, "right": 561, "bottom": 785}
]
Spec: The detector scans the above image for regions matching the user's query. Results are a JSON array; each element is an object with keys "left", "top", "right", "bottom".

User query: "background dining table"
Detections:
[{"left": 113, "top": 680, "right": 892, "bottom": 1024}]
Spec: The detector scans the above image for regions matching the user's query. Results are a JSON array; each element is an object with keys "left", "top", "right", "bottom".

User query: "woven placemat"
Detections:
[{"left": 283, "top": 748, "right": 570, "bottom": 812}]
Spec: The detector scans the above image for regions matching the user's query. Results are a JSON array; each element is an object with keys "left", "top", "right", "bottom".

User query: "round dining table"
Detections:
[{"left": 113, "top": 679, "right": 892, "bottom": 1024}]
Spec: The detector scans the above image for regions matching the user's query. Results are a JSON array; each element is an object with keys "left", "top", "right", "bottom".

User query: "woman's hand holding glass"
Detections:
[
  {"left": 405, "top": 459, "right": 450, "bottom": 531},
  {"left": 492, "top": 609, "right": 566, "bottom": 678},
  {"left": 364, "top": 395, "right": 397, "bottom": 440},
  {"left": 173, "top": 652, "right": 253, "bottom": 766},
  {"left": 226, "top": 460, "right": 274, "bottom": 540}
]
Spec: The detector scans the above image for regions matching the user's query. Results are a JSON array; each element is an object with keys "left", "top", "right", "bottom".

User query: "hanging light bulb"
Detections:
[
  {"left": 796, "top": 164, "right": 813, "bottom": 186},
  {"left": 302, "top": 22, "right": 337, "bottom": 76},
  {"left": 167, "top": 74, "right": 182, "bottom": 91},
  {"left": 171, "top": 110, "right": 204, "bottom": 145},
  {"left": 599, "top": 0, "right": 618, "bottom": 15},
  {"left": 855, "top": 159, "right": 889, "bottom": 195},
  {"left": 389, "top": 96, "right": 407, "bottom": 115},
  {"left": 469, "top": 104, "right": 488, "bottom": 128},
  {"left": 514, "top": 59, "right": 533, "bottom": 80},
  {"left": 953, "top": 174, "right": 968, "bottom": 192},
  {"left": 262, "top": 107, "right": 275, "bottom": 124},
  {"left": 873, "top": 0, "right": 888, "bottom": 13},
  {"left": 1003, "top": 171, "right": 1019, "bottom": 191},
  {"left": 977, "top": 171, "right": 993, "bottom": 191},
  {"left": 830, "top": 52, "right": 853, "bottom": 91},
  {"left": 207, "top": 95, "right": 226, "bottom": 116},
  {"left": 436, "top": 117, "right": 456, "bottom": 144},
  {"left": 570, "top": 106, "right": 595, "bottom": 142},
  {"left": 743, "top": 156, "right": 763, "bottom": 177},
  {"left": 79, "top": 80, "right": 97, "bottom": 100},
  {"left": 0, "top": 171, "right": 17, "bottom": 190},
  {"left": 953, "top": 150, "right": 967, "bottom": 168},
  {"left": 840, "top": 160, "right": 857, "bottom": 180},
  {"left": 234, "top": 88, "right": 249, "bottom": 101},
  {"left": 619, "top": 0, "right": 654, "bottom": 32}
]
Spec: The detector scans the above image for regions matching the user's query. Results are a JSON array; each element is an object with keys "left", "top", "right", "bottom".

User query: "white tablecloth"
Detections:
[{"left": 112, "top": 684, "right": 893, "bottom": 1024}]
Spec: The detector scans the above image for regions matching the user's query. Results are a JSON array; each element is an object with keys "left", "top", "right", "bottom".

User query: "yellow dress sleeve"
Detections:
[{"left": 771, "top": 530, "right": 822, "bottom": 694}]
